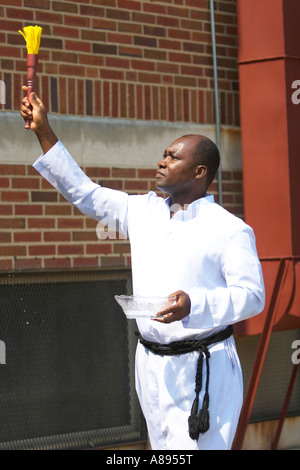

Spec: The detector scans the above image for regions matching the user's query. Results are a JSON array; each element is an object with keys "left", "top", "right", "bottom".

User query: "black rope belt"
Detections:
[{"left": 136, "top": 325, "right": 233, "bottom": 441}]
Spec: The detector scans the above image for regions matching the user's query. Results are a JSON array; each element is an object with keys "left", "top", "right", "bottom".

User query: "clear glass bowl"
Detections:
[{"left": 114, "top": 295, "right": 175, "bottom": 319}]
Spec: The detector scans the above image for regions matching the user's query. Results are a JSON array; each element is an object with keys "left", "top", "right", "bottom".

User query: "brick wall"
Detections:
[
  {"left": 0, "top": 0, "right": 243, "bottom": 272},
  {"left": 0, "top": 162, "right": 243, "bottom": 271},
  {"left": 0, "top": 0, "right": 239, "bottom": 123}
]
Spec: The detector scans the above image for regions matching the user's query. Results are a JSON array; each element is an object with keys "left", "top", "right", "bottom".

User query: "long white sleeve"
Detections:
[
  {"left": 33, "top": 141, "right": 129, "bottom": 236},
  {"left": 185, "top": 227, "right": 265, "bottom": 329}
]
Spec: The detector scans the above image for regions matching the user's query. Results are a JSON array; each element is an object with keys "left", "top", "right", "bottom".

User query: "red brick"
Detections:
[
  {"left": 132, "top": 11, "right": 155, "bottom": 24},
  {"left": 29, "top": 245, "right": 56, "bottom": 256},
  {"left": 119, "top": 22, "right": 141, "bottom": 34},
  {"left": 119, "top": 45, "right": 143, "bottom": 57},
  {"left": 15, "top": 258, "right": 42, "bottom": 270},
  {"left": 57, "top": 244, "right": 84, "bottom": 255},
  {"left": 113, "top": 243, "right": 131, "bottom": 254},
  {"left": 31, "top": 191, "right": 57, "bottom": 202},
  {"left": 86, "top": 243, "right": 112, "bottom": 254},
  {"left": 0, "top": 19, "right": 23, "bottom": 31},
  {"left": 0, "top": 232, "right": 11, "bottom": 243},
  {"left": 77, "top": 79, "right": 84, "bottom": 115},
  {"left": 44, "top": 258, "right": 71, "bottom": 269},
  {"left": 0, "top": 205, "right": 13, "bottom": 215},
  {"left": 44, "top": 232, "right": 71, "bottom": 242},
  {"left": 1, "top": 191, "right": 29, "bottom": 202},
  {"left": 73, "top": 257, "right": 99, "bottom": 268},
  {"left": 101, "top": 256, "right": 125, "bottom": 267},
  {"left": 6, "top": 7, "right": 34, "bottom": 20},
  {"left": 85, "top": 218, "right": 98, "bottom": 229},
  {"left": 0, "top": 217, "right": 25, "bottom": 229},
  {"left": 0, "top": 164, "right": 25, "bottom": 175},
  {"left": 45, "top": 205, "right": 72, "bottom": 215},
  {"left": 0, "top": 245, "right": 26, "bottom": 256},
  {"left": 64, "top": 14, "right": 90, "bottom": 28},
  {"left": 0, "top": 0, "right": 22, "bottom": 6},
  {"left": 108, "top": 33, "right": 132, "bottom": 47},
  {"left": 107, "top": 8, "right": 130, "bottom": 21},
  {"left": 53, "top": 1, "right": 77, "bottom": 13},
  {"left": 14, "top": 232, "right": 41, "bottom": 242},
  {"left": 72, "top": 231, "right": 98, "bottom": 242},
  {"left": 124, "top": 180, "right": 148, "bottom": 191},
  {"left": 92, "top": 18, "right": 116, "bottom": 30},
  {"left": 143, "top": 2, "right": 166, "bottom": 15},
  {"left": 53, "top": 26, "right": 79, "bottom": 38},
  {"left": 112, "top": 168, "right": 136, "bottom": 178},
  {"left": 12, "top": 178, "right": 40, "bottom": 189},
  {"left": 81, "top": 29, "right": 106, "bottom": 41},
  {"left": 80, "top": 4, "right": 104, "bottom": 16},
  {"left": 57, "top": 218, "right": 84, "bottom": 229},
  {"left": 0, "top": 259, "right": 13, "bottom": 270},
  {"left": 35, "top": 10, "right": 62, "bottom": 23},
  {"left": 0, "top": 178, "right": 9, "bottom": 187},
  {"left": 106, "top": 57, "right": 130, "bottom": 69},
  {"left": 28, "top": 218, "right": 55, "bottom": 229},
  {"left": 59, "top": 63, "right": 88, "bottom": 75},
  {"left": 24, "top": 0, "right": 50, "bottom": 9},
  {"left": 104, "top": 180, "right": 123, "bottom": 190},
  {"left": 168, "top": 28, "right": 190, "bottom": 41},
  {"left": 157, "top": 16, "right": 179, "bottom": 28},
  {"left": 15, "top": 205, "right": 43, "bottom": 215},
  {"left": 167, "top": 5, "right": 189, "bottom": 18},
  {"left": 118, "top": 0, "right": 141, "bottom": 10},
  {"left": 134, "top": 36, "right": 157, "bottom": 48},
  {"left": 101, "top": 69, "right": 124, "bottom": 80},
  {"left": 85, "top": 167, "right": 111, "bottom": 178},
  {"left": 138, "top": 72, "right": 161, "bottom": 84},
  {"left": 132, "top": 59, "right": 155, "bottom": 71}
]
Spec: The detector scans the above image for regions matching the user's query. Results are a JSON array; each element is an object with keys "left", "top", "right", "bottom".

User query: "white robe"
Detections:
[{"left": 33, "top": 141, "right": 265, "bottom": 450}]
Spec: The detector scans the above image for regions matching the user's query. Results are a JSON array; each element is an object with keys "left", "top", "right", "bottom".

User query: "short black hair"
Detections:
[{"left": 183, "top": 135, "right": 220, "bottom": 187}]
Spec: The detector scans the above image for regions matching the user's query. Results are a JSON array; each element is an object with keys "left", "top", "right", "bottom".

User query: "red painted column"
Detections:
[
  {"left": 237, "top": 0, "right": 300, "bottom": 259},
  {"left": 235, "top": 0, "right": 300, "bottom": 336},
  {"left": 233, "top": 0, "right": 300, "bottom": 449}
]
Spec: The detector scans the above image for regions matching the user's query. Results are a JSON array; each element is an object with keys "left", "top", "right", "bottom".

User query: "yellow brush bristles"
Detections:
[{"left": 18, "top": 25, "right": 42, "bottom": 54}]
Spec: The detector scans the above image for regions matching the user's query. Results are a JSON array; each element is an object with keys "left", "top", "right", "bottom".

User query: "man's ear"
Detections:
[{"left": 194, "top": 164, "right": 207, "bottom": 179}]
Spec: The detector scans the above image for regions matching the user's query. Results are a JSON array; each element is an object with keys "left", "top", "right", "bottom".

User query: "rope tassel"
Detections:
[{"left": 188, "top": 348, "right": 210, "bottom": 440}]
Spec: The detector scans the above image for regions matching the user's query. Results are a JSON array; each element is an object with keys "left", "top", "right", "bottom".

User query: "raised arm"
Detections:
[
  {"left": 20, "top": 88, "right": 129, "bottom": 237},
  {"left": 20, "top": 85, "right": 58, "bottom": 154}
]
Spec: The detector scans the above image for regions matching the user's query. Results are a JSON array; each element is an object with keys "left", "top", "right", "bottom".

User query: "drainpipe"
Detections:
[{"left": 209, "top": 0, "right": 222, "bottom": 206}]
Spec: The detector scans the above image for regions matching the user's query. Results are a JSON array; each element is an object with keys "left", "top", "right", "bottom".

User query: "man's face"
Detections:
[{"left": 155, "top": 137, "right": 198, "bottom": 194}]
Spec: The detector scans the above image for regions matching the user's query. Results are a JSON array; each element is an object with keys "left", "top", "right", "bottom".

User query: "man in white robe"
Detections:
[{"left": 20, "top": 90, "right": 265, "bottom": 450}]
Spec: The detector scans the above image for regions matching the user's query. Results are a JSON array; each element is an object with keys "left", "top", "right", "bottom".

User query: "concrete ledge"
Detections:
[{"left": 0, "top": 111, "right": 242, "bottom": 170}]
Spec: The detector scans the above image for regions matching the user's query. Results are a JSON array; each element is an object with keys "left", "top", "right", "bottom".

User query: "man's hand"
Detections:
[
  {"left": 154, "top": 290, "right": 191, "bottom": 324},
  {"left": 20, "top": 86, "right": 58, "bottom": 154}
]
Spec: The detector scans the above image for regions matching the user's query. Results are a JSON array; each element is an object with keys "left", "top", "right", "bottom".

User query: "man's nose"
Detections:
[{"left": 157, "top": 156, "right": 168, "bottom": 167}]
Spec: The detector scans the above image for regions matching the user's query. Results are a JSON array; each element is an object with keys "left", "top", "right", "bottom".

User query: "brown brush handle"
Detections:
[{"left": 25, "top": 54, "right": 38, "bottom": 130}]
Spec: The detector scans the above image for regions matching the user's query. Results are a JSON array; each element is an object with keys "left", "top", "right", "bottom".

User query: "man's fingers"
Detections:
[
  {"left": 153, "top": 290, "right": 191, "bottom": 324},
  {"left": 28, "top": 92, "right": 41, "bottom": 109},
  {"left": 156, "top": 305, "right": 176, "bottom": 317},
  {"left": 20, "top": 102, "right": 32, "bottom": 119}
]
